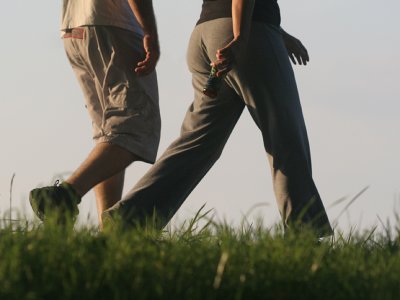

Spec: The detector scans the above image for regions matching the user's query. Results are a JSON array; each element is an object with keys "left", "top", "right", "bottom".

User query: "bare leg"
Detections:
[
  {"left": 94, "top": 170, "right": 125, "bottom": 225},
  {"left": 65, "top": 142, "right": 138, "bottom": 197}
]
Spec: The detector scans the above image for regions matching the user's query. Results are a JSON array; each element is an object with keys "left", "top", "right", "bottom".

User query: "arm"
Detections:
[
  {"left": 280, "top": 27, "right": 310, "bottom": 66},
  {"left": 127, "top": 0, "right": 160, "bottom": 75},
  {"left": 231, "top": 0, "right": 249, "bottom": 40},
  {"left": 214, "top": 0, "right": 255, "bottom": 77}
]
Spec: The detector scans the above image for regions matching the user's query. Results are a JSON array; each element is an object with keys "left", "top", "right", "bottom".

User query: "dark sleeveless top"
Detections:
[{"left": 197, "top": 0, "right": 281, "bottom": 26}]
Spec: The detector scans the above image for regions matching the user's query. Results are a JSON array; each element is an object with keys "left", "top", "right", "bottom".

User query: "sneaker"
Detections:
[{"left": 29, "top": 180, "right": 81, "bottom": 222}]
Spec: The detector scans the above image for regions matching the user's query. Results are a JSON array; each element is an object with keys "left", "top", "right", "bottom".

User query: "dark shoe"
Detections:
[{"left": 29, "top": 180, "right": 81, "bottom": 222}]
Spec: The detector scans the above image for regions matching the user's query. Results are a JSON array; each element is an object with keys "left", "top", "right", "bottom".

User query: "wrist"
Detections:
[
  {"left": 144, "top": 33, "right": 159, "bottom": 48},
  {"left": 232, "top": 34, "right": 242, "bottom": 44}
]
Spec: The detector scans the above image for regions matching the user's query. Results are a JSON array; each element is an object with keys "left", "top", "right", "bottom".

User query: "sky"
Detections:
[{"left": 0, "top": 0, "right": 399, "bottom": 232}]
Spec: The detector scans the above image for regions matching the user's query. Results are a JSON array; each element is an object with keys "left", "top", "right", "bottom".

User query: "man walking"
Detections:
[
  {"left": 104, "top": 0, "right": 333, "bottom": 237},
  {"left": 29, "top": 0, "right": 161, "bottom": 226}
]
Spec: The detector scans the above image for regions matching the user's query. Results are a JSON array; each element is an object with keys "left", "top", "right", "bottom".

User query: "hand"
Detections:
[
  {"left": 212, "top": 38, "right": 239, "bottom": 77},
  {"left": 135, "top": 34, "right": 160, "bottom": 76},
  {"left": 282, "top": 32, "right": 309, "bottom": 66}
]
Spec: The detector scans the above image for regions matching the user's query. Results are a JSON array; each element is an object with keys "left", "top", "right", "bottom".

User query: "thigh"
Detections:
[
  {"left": 240, "top": 23, "right": 312, "bottom": 172},
  {"left": 184, "top": 23, "right": 245, "bottom": 142},
  {"left": 194, "top": 20, "right": 310, "bottom": 167},
  {"left": 244, "top": 23, "right": 304, "bottom": 119},
  {"left": 65, "top": 27, "right": 161, "bottom": 163},
  {"left": 97, "top": 27, "right": 161, "bottom": 162},
  {"left": 64, "top": 34, "right": 104, "bottom": 139}
]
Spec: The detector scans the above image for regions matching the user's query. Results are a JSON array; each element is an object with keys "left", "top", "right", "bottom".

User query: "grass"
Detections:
[
  {"left": 0, "top": 212, "right": 399, "bottom": 300},
  {"left": 2, "top": 177, "right": 399, "bottom": 299}
]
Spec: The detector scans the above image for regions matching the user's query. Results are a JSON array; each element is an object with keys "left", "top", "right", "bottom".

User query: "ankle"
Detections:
[{"left": 63, "top": 180, "right": 85, "bottom": 198}]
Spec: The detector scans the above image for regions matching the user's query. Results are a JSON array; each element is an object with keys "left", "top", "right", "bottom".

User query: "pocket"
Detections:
[
  {"left": 108, "top": 82, "right": 130, "bottom": 109},
  {"left": 107, "top": 75, "right": 148, "bottom": 114}
]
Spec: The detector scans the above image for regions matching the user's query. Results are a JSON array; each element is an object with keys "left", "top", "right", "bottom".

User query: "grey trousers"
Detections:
[{"left": 108, "top": 18, "right": 333, "bottom": 236}]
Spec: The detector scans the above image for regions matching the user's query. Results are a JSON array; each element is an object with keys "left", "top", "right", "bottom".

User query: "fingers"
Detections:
[
  {"left": 298, "top": 42, "right": 309, "bottom": 65},
  {"left": 213, "top": 53, "right": 234, "bottom": 77},
  {"left": 298, "top": 40, "right": 309, "bottom": 65},
  {"left": 135, "top": 51, "right": 157, "bottom": 76},
  {"left": 289, "top": 53, "right": 296, "bottom": 65},
  {"left": 135, "top": 35, "right": 160, "bottom": 76},
  {"left": 216, "top": 46, "right": 232, "bottom": 61},
  {"left": 216, "top": 64, "right": 233, "bottom": 77},
  {"left": 289, "top": 43, "right": 309, "bottom": 65},
  {"left": 294, "top": 52, "right": 303, "bottom": 65},
  {"left": 285, "top": 35, "right": 310, "bottom": 66},
  {"left": 302, "top": 45, "right": 310, "bottom": 62},
  {"left": 134, "top": 34, "right": 160, "bottom": 76},
  {"left": 212, "top": 59, "right": 233, "bottom": 77},
  {"left": 217, "top": 39, "right": 236, "bottom": 56},
  {"left": 210, "top": 38, "right": 239, "bottom": 76}
]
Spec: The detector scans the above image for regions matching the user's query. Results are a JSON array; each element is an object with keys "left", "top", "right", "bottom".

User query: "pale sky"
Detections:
[{"left": 1, "top": 0, "right": 399, "bottom": 232}]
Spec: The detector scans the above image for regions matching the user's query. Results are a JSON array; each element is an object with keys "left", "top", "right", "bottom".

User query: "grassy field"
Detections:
[{"left": 0, "top": 212, "right": 399, "bottom": 300}]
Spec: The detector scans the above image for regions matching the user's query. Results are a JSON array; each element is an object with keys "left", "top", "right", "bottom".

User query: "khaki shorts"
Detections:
[{"left": 63, "top": 26, "right": 161, "bottom": 163}]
